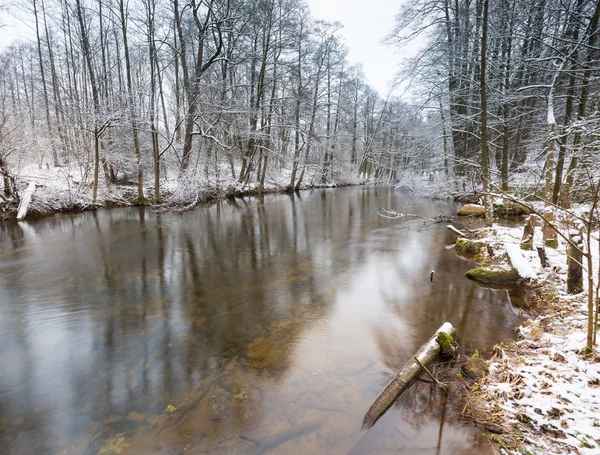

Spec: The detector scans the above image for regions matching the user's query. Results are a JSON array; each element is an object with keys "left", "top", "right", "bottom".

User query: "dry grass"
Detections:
[
  {"left": 454, "top": 281, "right": 592, "bottom": 454},
  {"left": 456, "top": 345, "right": 526, "bottom": 451}
]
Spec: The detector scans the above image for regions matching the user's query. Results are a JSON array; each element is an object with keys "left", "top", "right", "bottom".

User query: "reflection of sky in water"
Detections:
[{"left": 0, "top": 186, "right": 520, "bottom": 454}]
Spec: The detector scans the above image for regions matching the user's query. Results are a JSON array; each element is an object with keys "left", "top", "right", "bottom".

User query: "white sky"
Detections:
[
  {"left": 0, "top": 9, "right": 29, "bottom": 47},
  {"left": 307, "top": 0, "right": 402, "bottom": 96}
]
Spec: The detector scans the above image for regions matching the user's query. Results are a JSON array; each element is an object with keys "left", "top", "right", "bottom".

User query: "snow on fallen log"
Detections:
[
  {"left": 16, "top": 182, "right": 37, "bottom": 221},
  {"left": 504, "top": 242, "right": 538, "bottom": 280},
  {"left": 361, "top": 322, "right": 455, "bottom": 430},
  {"left": 447, "top": 224, "right": 467, "bottom": 237}
]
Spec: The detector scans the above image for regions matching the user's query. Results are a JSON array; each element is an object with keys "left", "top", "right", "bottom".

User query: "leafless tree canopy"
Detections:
[{"left": 0, "top": 0, "right": 440, "bottom": 206}]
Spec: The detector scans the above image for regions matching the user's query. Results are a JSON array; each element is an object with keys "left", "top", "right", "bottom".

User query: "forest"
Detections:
[
  {"left": 393, "top": 0, "right": 600, "bottom": 209},
  {"left": 0, "top": 0, "right": 433, "bottom": 212},
  {"left": 1, "top": 1, "right": 600, "bottom": 453},
  {"left": 0, "top": 0, "right": 598, "bottom": 212}
]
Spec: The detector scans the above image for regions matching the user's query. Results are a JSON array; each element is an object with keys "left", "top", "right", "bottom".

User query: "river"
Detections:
[{"left": 0, "top": 185, "right": 522, "bottom": 454}]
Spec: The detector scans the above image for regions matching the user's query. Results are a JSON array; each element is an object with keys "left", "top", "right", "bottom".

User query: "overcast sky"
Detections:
[
  {"left": 0, "top": 10, "right": 26, "bottom": 48},
  {"left": 307, "top": 0, "right": 402, "bottom": 96}
]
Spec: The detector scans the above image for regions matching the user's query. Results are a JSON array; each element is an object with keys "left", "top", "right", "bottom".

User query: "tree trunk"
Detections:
[
  {"left": 543, "top": 122, "right": 558, "bottom": 248},
  {"left": 544, "top": 128, "right": 556, "bottom": 207},
  {"left": 119, "top": 0, "right": 145, "bottom": 204},
  {"left": 501, "top": 0, "right": 514, "bottom": 191},
  {"left": 42, "top": 0, "right": 66, "bottom": 164},
  {"left": 32, "top": 0, "right": 59, "bottom": 167},
  {"left": 173, "top": 11, "right": 182, "bottom": 143},
  {"left": 178, "top": 2, "right": 226, "bottom": 174},
  {"left": 74, "top": 0, "right": 101, "bottom": 204},
  {"left": 289, "top": 18, "right": 304, "bottom": 189},
  {"left": 553, "top": 0, "right": 584, "bottom": 204},
  {"left": 296, "top": 47, "right": 324, "bottom": 191},
  {"left": 560, "top": 0, "right": 600, "bottom": 208},
  {"left": 480, "top": 0, "right": 493, "bottom": 227},
  {"left": 145, "top": 0, "right": 160, "bottom": 201},
  {"left": 567, "top": 230, "right": 583, "bottom": 294}
]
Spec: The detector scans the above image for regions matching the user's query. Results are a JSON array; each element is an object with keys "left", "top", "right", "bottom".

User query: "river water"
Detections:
[{"left": 0, "top": 186, "right": 522, "bottom": 454}]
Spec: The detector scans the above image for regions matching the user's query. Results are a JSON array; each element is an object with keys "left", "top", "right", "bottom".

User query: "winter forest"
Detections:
[
  {"left": 0, "top": 0, "right": 599, "bottom": 211},
  {"left": 2, "top": 1, "right": 600, "bottom": 453},
  {"left": 0, "top": 0, "right": 427, "bottom": 211}
]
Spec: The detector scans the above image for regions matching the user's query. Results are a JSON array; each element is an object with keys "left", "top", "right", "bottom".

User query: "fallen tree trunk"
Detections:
[
  {"left": 361, "top": 322, "right": 455, "bottom": 430},
  {"left": 447, "top": 224, "right": 467, "bottom": 237},
  {"left": 504, "top": 242, "right": 538, "bottom": 280},
  {"left": 17, "top": 182, "right": 37, "bottom": 221}
]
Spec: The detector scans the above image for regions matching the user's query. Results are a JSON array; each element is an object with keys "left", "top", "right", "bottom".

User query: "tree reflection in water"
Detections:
[{"left": 0, "top": 186, "right": 521, "bottom": 454}]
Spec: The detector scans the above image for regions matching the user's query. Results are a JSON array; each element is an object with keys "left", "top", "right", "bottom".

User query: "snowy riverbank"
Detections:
[
  {"left": 0, "top": 164, "right": 368, "bottom": 221},
  {"left": 459, "top": 218, "right": 600, "bottom": 454}
]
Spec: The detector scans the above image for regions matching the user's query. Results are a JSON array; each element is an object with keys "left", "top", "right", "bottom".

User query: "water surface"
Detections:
[{"left": 0, "top": 186, "right": 521, "bottom": 454}]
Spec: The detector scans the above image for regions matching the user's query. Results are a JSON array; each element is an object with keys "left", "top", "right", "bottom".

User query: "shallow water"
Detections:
[{"left": 0, "top": 186, "right": 522, "bottom": 454}]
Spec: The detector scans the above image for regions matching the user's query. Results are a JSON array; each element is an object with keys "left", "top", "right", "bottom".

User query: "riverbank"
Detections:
[
  {"left": 455, "top": 217, "right": 600, "bottom": 454},
  {"left": 0, "top": 164, "right": 368, "bottom": 221}
]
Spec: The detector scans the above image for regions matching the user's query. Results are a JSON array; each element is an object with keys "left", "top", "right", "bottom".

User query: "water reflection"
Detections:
[{"left": 0, "top": 186, "right": 521, "bottom": 454}]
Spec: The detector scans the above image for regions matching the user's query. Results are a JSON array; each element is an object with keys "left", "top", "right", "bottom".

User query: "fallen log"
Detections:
[
  {"left": 465, "top": 265, "right": 519, "bottom": 285},
  {"left": 16, "top": 181, "right": 37, "bottom": 221},
  {"left": 504, "top": 242, "right": 538, "bottom": 280},
  {"left": 447, "top": 224, "right": 467, "bottom": 237},
  {"left": 361, "top": 322, "right": 455, "bottom": 430}
]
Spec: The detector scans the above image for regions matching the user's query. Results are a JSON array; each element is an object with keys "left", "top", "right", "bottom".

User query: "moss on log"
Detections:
[
  {"left": 436, "top": 332, "right": 458, "bottom": 359},
  {"left": 461, "top": 356, "right": 489, "bottom": 380},
  {"left": 361, "top": 322, "right": 455, "bottom": 430},
  {"left": 465, "top": 266, "right": 520, "bottom": 286},
  {"left": 455, "top": 237, "right": 487, "bottom": 261}
]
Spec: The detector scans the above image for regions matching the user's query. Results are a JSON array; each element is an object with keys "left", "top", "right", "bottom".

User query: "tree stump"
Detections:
[
  {"left": 567, "top": 230, "right": 583, "bottom": 294},
  {"left": 536, "top": 247, "right": 548, "bottom": 268},
  {"left": 520, "top": 215, "right": 535, "bottom": 250},
  {"left": 542, "top": 208, "right": 558, "bottom": 248}
]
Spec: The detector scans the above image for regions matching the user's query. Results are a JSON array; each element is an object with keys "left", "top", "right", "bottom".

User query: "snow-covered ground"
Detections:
[
  {"left": 467, "top": 215, "right": 600, "bottom": 454},
  {"left": 1, "top": 161, "right": 366, "bottom": 218}
]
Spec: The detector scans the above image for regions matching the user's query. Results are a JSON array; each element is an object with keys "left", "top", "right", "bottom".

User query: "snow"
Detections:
[
  {"left": 547, "top": 99, "right": 556, "bottom": 126},
  {"left": 486, "top": 317, "right": 600, "bottom": 454},
  {"left": 504, "top": 242, "right": 538, "bottom": 280},
  {"left": 16, "top": 181, "right": 37, "bottom": 220},
  {"left": 472, "top": 218, "right": 600, "bottom": 454},
  {"left": 2, "top": 160, "right": 367, "bottom": 218}
]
